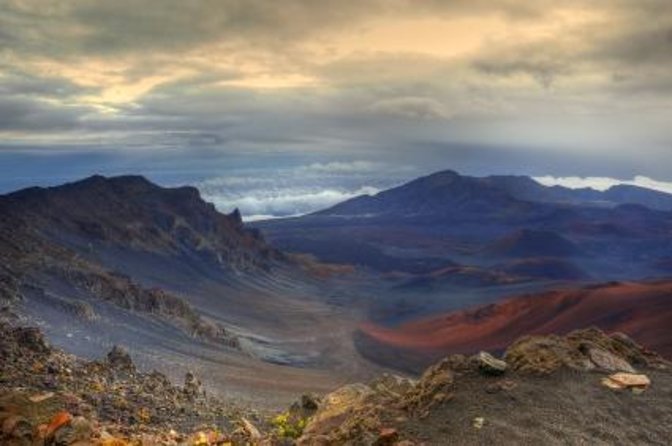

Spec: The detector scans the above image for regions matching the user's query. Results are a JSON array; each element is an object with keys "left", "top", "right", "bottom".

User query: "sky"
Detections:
[{"left": 1, "top": 0, "right": 671, "bottom": 218}]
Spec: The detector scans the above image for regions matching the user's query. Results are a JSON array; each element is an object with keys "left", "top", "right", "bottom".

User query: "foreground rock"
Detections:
[
  {"left": 475, "top": 351, "right": 508, "bottom": 376},
  {"left": 602, "top": 373, "right": 651, "bottom": 391},
  {"left": 291, "top": 327, "right": 671, "bottom": 445},
  {"left": 2, "top": 323, "right": 670, "bottom": 445},
  {"left": 0, "top": 322, "right": 260, "bottom": 445},
  {"left": 503, "top": 327, "right": 667, "bottom": 375}
]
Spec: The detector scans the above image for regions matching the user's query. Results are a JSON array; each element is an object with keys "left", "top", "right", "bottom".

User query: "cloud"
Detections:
[
  {"left": 298, "top": 161, "right": 382, "bottom": 173},
  {"left": 193, "top": 161, "right": 416, "bottom": 219},
  {"left": 0, "top": 0, "right": 671, "bottom": 184},
  {"left": 534, "top": 175, "right": 672, "bottom": 195},
  {"left": 0, "top": 96, "right": 90, "bottom": 132},
  {"left": 368, "top": 97, "right": 452, "bottom": 120},
  {"left": 204, "top": 185, "right": 380, "bottom": 220}
]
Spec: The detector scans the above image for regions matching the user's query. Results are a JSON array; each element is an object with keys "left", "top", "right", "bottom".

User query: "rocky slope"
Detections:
[
  {"left": 0, "top": 175, "right": 281, "bottom": 271},
  {"left": 0, "top": 176, "right": 262, "bottom": 347},
  {"left": 292, "top": 327, "right": 671, "bottom": 445},
  {"left": 0, "top": 321, "right": 265, "bottom": 445},
  {"left": 0, "top": 175, "right": 380, "bottom": 409},
  {"left": 6, "top": 322, "right": 669, "bottom": 445},
  {"left": 256, "top": 170, "right": 672, "bottom": 281}
]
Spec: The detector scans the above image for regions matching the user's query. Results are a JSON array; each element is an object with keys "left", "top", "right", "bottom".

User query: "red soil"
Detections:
[{"left": 361, "top": 280, "right": 672, "bottom": 359}]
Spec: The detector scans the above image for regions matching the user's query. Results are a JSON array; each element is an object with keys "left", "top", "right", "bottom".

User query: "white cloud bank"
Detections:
[
  {"left": 193, "top": 161, "right": 410, "bottom": 221},
  {"left": 203, "top": 185, "right": 380, "bottom": 221},
  {"left": 534, "top": 175, "right": 672, "bottom": 195}
]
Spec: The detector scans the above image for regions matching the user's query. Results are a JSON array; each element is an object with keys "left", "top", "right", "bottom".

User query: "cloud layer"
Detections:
[
  {"left": 0, "top": 1, "right": 671, "bottom": 182},
  {"left": 194, "top": 161, "right": 412, "bottom": 220}
]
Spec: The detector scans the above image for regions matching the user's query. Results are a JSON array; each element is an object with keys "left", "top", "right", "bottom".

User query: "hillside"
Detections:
[
  {"left": 256, "top": 170, "right": 672, "bottom": 280},
  {"left": 358, "top": 280, "right": 672, "bottom": 372},
  {"left": 485, "top": 229, "right": 583, "bottom": 259},
  {"left": 4, "top": 322, "right": 670, "bottom": 445},
  {"left": 0, "top": 176, "right": 380, "bottom": 408},
  {"left": 296, "top": 327, "right": 672, "bottom": 445}
]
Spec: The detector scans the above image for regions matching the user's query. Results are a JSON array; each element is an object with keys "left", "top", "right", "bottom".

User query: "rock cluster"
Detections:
[
  {"left": 504, "top": 327, "right": 668, "bottom": 375},
  {"left": 0, "top": 322, "right": 260, "bottom": 445},
  {"left": 293, "top": 327, "right": 669, "bottom": 445},
  {"left": 2, "top": 322, "right": 668, "bottom": 445}
]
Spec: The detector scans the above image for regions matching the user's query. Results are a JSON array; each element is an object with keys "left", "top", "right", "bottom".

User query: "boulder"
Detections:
[
  {"left": 301, "top": 383, "right": 373, "bottom": 436},
  {"left": 13, "top": 327, "right": 49, "bottom": 353},
  {"left": 183, "top": 371, "right": 203, "bottom": 400},
  {"left": 369, "top": 373, "right": 416, "bottom": 398},
  {"left": 505, "top": 334, "right": 594, "bottom": 374},
  {"left": 106, "top": 346, "right": 134, "bottom": 371},
  {"left": 400, "top": 359, "right": 454, "bottom": 415},
  {"left": 475, "top": 351, "right": 508, "bottom": 375},
  {"left": 588, "top": 348, "right": 636, "bottom": 373}
]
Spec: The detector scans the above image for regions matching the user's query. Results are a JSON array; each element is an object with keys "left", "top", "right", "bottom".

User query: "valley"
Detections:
[{"left": 1, "top": 170, "right": 671, "bottom": 410}]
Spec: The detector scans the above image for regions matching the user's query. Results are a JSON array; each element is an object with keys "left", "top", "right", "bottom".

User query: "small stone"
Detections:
[
  {"left": 241, "top": 417, "right": 261, "bottom": 440},
  {"left": 51, "top": 416, "right": 92, "bottom": 445},
  {"left": 2, "top": 415, "right": 33, "bottom": 440},
  {"left": 485, "top": 379, "right": 518, "bottom": 393},
  {"left": 375, "top": 427, "right": 398, "bottom": 445},
  {"left": 473, "top": 417, "right": 485, "bottom": 429},
  {"left": 45, "top": 411, "right": 72, "bottom": 439},
  {"left": 301, "top": 393, "right": 320, "bottom": 411},
  {"left": 476, "top": 351, "right": 508, "bottom": 375},
  {"left": 607, "top": 373, "right": 650, "bottom": 389}
]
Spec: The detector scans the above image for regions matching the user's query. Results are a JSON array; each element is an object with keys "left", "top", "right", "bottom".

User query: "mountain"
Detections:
[
  {"left": 1, "top": 173, "right": 672, "bottom": 445},
  {"left": 256, "top": 169, "right": 672, "bottom": 280},
  {"left": 317, "top": 171, "right": 672, "bottom": 218},
  {"left": 314, "top": 170, "right": 537, "bottom": 220},
  {"left": 0, "top": 174, "right": 280, "bottom": 270},
  {"left": 0, "top": 175, "right": 377, "bottom": 407},
  {"left": 358, "top": 280, "right": 672, "bottom": 372}
]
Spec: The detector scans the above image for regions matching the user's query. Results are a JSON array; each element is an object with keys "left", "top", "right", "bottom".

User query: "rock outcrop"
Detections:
[
  {"left": 294, "top": 327, "right": 671, "bottom": 445},
  {"left": 0, "top": 322, "right": 258, "bottom": 445}
]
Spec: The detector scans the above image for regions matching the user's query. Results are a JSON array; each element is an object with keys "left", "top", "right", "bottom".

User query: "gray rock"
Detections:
[
  {"left": 106, "top": 345, "right": 135, "bottom": 371},
  {"left": 588, "top": 348, "right": 636, "bottom": 373},
  {"left": 476, "top": 351, "right": 508, "bottom": 375},
  {"left": 13, "top": 327, "right": 50, "bottom": 353}
]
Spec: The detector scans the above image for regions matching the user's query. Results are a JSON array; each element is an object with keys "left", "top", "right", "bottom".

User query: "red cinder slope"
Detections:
[{"left": 359, "top": 280, "right": 672, "bottom": 368}]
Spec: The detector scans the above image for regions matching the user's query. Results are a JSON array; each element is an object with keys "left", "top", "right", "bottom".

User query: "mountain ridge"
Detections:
[{"left": 315, "top": 170, "right": 672, "bottom": 217}]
